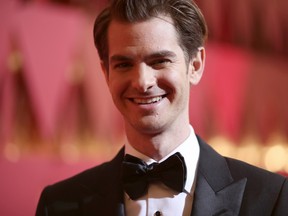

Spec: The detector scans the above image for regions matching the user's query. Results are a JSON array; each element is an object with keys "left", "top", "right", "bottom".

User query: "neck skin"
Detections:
[{"left": 125, "top": 113, "right": 191, "bottom": 161}]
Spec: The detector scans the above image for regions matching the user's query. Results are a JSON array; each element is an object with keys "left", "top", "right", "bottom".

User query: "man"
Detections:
[{"left": 36, "top": 0, "right": 288, "bottom": 215}]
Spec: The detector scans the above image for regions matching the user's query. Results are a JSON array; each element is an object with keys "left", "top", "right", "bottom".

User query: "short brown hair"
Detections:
[{"left": 93, "top": 0, "right": 208, "bottom": 70}]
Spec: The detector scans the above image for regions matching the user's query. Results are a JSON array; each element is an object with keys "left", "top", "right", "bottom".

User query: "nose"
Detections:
[{"left": 131, "top": 64, "right": 156, "bottom": 92}]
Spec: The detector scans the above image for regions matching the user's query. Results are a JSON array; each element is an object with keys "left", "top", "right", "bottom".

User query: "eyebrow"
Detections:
[
  {"left": 110, "top": 55, "right": 133, "bottom": 63},
  {"left": 110, "top": 50, "right": 177, "bottom": 63},
  {"left": 144, "top": 50, "right": 177, "bottom": 60}
]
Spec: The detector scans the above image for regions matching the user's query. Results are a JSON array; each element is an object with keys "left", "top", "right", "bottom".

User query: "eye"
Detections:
[
  {"left": 150, "top": 59, "right": 171, "bottom": 69},
  {"left": 113, "top": 62, "right": 133, "bottom": 70}
]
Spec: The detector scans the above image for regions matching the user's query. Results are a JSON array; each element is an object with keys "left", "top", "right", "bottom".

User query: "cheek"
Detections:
[
  {"left": 158, "top": 69, "right": 189, "bottom": 90},
  {"left": 108, "top": 82, "right": 124, "bottom": 110},
  {"left": 108, "top": 76, "right": 127, "bottom": 98},
  {"left": 108, "top": 81, "right": 120, "bottom": 97}
]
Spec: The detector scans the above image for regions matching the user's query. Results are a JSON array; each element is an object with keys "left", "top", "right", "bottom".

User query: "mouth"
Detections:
[{"left": 131, "top": 95, "right": 166, "bottom": 105}]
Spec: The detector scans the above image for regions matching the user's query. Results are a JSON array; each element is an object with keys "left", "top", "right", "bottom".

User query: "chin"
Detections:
[{"left": 131, "top": 120, "right": 166, "bottom": 135}]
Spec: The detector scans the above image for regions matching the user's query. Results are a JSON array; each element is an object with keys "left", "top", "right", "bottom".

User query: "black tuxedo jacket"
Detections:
[{"left": 36, "top": 137, "right": 288, "bottom": 216}]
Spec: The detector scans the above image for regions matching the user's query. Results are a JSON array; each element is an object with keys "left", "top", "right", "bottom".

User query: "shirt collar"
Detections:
[{"left": 125, "top": 125, "right": 200, "bottom": 195}]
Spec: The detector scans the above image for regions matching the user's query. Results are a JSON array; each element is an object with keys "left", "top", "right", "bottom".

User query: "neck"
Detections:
[{"left": 125, "top": 121, "right": 191, "bottom": 161}]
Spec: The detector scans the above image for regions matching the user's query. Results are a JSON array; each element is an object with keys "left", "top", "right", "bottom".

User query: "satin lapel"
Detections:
[
  {"left": 82, "top": 148, "right": 125, "bottom": 216},
  {"left": 191, "top": 137, "right": 247, "bottom": 216},
  {"left": 192, "top": 173, "right": 246, "bottom": 216}
]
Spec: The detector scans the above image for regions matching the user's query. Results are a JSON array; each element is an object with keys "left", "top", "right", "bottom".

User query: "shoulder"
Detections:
[
  {"left": 36, "top": 148, "right": 125, "bottom": 215},
  {"left": 41, "top": 147, "right": 125, "bottom": 201},
  {"left": 197, "top": 135, "right": 286, "bottom": 188},
  {"left": 225, "top": 156, "right": 286, "bottom": 186},
  {"left": 225, "top": 156, "right": 288, "bottom": 214},
  {"left": 197, "top": 136, "right": 288, "bottom": 213}
]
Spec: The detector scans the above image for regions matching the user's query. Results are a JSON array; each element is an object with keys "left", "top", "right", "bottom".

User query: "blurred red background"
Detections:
[{"left": 0, "top": 0, "right": 287, "bottom": 215}]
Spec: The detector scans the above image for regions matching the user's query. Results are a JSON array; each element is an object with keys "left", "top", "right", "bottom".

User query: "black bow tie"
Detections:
[{"left": 122, "top": 152, "right": 187, "bottom": 200}]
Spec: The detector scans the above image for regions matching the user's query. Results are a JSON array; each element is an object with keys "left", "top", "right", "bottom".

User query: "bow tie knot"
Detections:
[{"left": 122, "top": 152, "right": 187, "bottom": 200}]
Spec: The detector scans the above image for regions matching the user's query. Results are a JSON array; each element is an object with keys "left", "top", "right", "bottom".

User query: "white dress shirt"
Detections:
[{"left": 124, "top": 125, "right": 200, "bottom": 216}]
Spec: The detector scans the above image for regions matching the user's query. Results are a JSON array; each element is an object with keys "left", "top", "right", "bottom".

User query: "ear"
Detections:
[
  {"left": 188, "top": 47, "right": 205, "bottom": 85},
  {"left": 100, "top": 60, "right": 109, "bottom": 83}
]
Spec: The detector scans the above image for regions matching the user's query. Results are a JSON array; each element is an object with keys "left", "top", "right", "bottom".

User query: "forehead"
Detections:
[{"left": 107, "top": 15, "right": 181, "bottom": 56}]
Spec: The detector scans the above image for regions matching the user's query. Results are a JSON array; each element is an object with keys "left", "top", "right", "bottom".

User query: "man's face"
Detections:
[{"left": 102, "top": 15, "right": 204, "bottom": 135}]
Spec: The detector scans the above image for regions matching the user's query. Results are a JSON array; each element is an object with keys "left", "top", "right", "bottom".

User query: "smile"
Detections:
[{"left": 132, "top": 96, "right": 164, "bottom": 104}]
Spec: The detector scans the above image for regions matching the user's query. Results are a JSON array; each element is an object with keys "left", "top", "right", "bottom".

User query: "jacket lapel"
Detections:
[{"left": 191, "top": 137, "right": 247, "bottom": 216}]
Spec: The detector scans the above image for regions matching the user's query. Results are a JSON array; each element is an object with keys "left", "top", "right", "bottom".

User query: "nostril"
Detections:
[{"left": 132, "top": 78, "right": 155, "bottom": 93}]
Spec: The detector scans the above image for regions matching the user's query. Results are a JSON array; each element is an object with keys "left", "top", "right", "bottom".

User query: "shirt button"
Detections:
[{"left": 154, "top": 211, "right": 162, "bottom": 216}]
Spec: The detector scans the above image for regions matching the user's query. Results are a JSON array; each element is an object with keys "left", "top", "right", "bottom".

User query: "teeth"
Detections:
[{"left": 133, "top": 96, "right": 163, "bottom": 104}]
